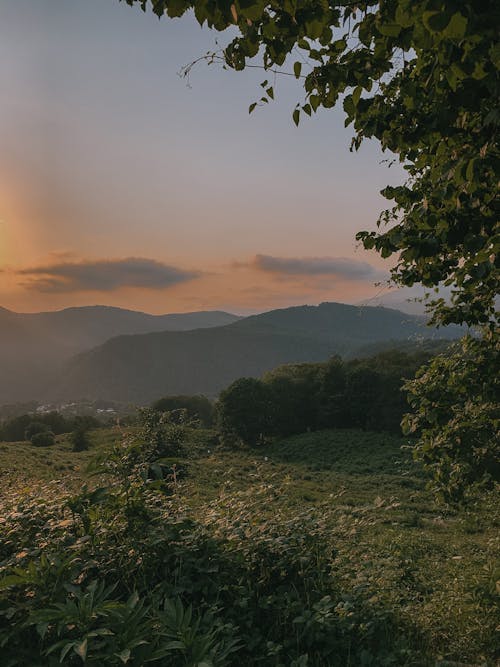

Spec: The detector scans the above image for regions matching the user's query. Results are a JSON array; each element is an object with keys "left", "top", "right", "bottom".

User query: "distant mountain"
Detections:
[
  {"left": 0, "top": 306, "right": 241, "bottom": 402},
  {"left": 54, "top": 302, "right": 463, "bottom": 404}
]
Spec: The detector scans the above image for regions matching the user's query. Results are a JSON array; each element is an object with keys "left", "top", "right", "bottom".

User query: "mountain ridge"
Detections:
[
  {"left": 0, "top": 306, "right": 242, "bottom": 403},
  {"left": 53, "top": 302, "right": 462, "bottom": 404}
]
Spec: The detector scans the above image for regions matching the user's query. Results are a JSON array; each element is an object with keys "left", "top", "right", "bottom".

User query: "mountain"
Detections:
[
  {"left": 54, "top": 302, "right": 462, "bottom": 404},
  {"left": 0, "top": 306, "right": 241, "bottom": 403}
]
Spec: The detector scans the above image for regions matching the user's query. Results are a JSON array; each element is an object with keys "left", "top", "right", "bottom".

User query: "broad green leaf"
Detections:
[
  {"left": 444, "top": 13, "right": 468, "bottom": 39},
  {"left": 465, "top": 158, "right": 476, "bottom": 182},
  {"left": 352, "top": 86, "right": 362, "bottom": 107},
  {"left": 423, "top": 11, "right": 450, "bottom": 33},
  {"left": 377, "top": 22, "right": 401, "bottom": 37},
  {"left": 309, "top": 94, "right": 320, "bottom": 112}
]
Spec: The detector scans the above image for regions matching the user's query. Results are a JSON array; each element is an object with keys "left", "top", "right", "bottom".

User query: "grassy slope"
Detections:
[{"left": 0, "top": 427, "right": 498, "bottom": 663}]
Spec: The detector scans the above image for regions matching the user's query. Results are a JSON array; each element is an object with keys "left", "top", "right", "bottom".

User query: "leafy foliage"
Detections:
[
  {"left": 24, "top": 422, "right": 50, "bottom": 441},
  {"left": 1, "top": 425, "right": 498, "bottom": 664},
  {"left": 30, "top": 431, "right": 56, "bottom": 448},
  {"left": 403, "top": 334, "right": 500, "bottom": 502},
  {"left": 217, "top": 349, "right": 439, "bottom": 443},
  {"left": 217, "top": 377, "right": 272, "bottom": 446},
  {"left": 70, "top": 425, "right": 92, "bottom": 453},
  {"left": 151, "top": 395, "right": 214, "bottom": 427},
  {"left": 0, "top": 412, "right": 99, "bottom": 443}
]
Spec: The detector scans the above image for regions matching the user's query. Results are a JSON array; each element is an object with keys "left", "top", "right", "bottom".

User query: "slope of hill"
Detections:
[
  {"left": 0, "top": 306, "right": 241, "bottom": 402},
  {"left": 55, "top": 302, "right": 462, "bottom": 403}
]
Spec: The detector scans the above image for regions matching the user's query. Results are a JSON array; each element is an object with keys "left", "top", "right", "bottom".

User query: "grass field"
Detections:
[{"left": 0, "top": 426, "right": 498, "bottom": 665}]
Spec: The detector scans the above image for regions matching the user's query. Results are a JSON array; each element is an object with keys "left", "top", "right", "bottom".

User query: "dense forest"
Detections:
[{"left": 217, "top": 350, "right": 434, "bottom": 444}]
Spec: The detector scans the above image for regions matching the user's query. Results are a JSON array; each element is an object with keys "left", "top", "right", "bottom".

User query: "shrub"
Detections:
[
  {"left": 151, "top": 395, "right": 214, "bottom": 427},
  {"left": 24, "top": 421, "right": 50, "bottom": 441},
  {"left": 30, "top": 430, "right": 55, "bottom": 447},
  {"left": 70, "top": 427, "right": 91, "bottom": 452}
]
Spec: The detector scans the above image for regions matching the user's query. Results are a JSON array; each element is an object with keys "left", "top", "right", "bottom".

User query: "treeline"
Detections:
[
  {"left": 0, "top": 412, "right": 100, "bottom": 443},
  {"left": 216, "top": 350, "right": 434, "bottom": 446},
  {"left": 0, "top": 349, "right": 440, "bottom": 447}
]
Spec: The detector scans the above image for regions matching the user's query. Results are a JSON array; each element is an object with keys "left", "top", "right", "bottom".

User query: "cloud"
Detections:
[
  {"left": 252, "top": 254, "right": 387, "bottom": 281},
  {"left": 18, "top": 257, "right": 200, "bottom": 293}
]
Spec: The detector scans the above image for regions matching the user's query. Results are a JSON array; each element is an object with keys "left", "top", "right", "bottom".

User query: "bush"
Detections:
[
  {"left": 24, "top": 422, "right": 50, "bottom": 441},
  {"left": 30, "top": 430, "right": 55, "bottom": 447},
  {"left": 0, "top": 411, "right": 88, "bottom": 442},
  {"left": 151, "top": 395, "right": 214, "bottom": 427},
  {"left": 70, "top": 427, "right": 91, "bottom": 452},
  {"left": 403, "top": 334, "right": 500, "bottom": 502}
]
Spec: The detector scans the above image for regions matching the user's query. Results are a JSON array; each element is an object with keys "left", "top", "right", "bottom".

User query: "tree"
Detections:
[
  {"left": 70, "top": 425, "right": 91, "bottom": 452},
  {"left": 216, "top": 377, "right": 272, "bottom": 446},
  {"left": 263, "top": 362, "right": 323, "bottom": 435},
  {"left": 318, "top": 355, "right": 347, "bottom": 428},
  {"left": 344, "top": 365, "right": 382, "bottom": 430}
]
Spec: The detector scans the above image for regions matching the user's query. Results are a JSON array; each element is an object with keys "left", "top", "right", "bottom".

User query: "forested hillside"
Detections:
[
  {"left": 0, "top": 306, "right": 241, "bottom": 402},
  {"left": 56, "top": 302, "right": 462, "bottom": 403}
]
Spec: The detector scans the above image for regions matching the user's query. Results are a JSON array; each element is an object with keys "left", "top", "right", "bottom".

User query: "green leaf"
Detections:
[
  {"left": 395, "top": 5, "right": 413, "bottom": 28},
  {"left": 377, "top": 22, "right": 401, "bottom": 37},
  {"left": 465, "top": 158, "right": 476, "bottom": 182},
  {"left": 165, "top": 0, "right": 189, "bottom": 18},
  {"left": 423, "top": 11, "right": 450, "bottom": 33},
  {"left": 59, "top": 642, "right": 75, "bottom": 662},
  {"left": 292, "top": 109, "right": 300, "bottom": 126},
  {"left": 304, "top": 19, "right": 325, "bottom": 40},
  {"left": 352, "top": 86, "right": 362, "bottom": 107},
  {"left": 266, "top": 86, "right": 274, "bottom": 100},
  {"left": 0, "top": 575, "right": 27, "bottom": 590},
  {"left": 343, "top": 95, "right": 355, "bottom": 120},
  {"left": 248, "top": 102, "right": 257, "bottom": 114},
  {"left": 127, "top": 591, "right": 139, "bottom": 609},
  {"left": 444, "top": 13, "right": 468, "bottom": 39},
  {"left": 117, "top": 648, "right": 131, "bottom": 664},
  {"left": 74, "top": 638, "right": 88, "bottom": 661},
  {"left": 293, "top": 61, "right": 302, "bottom": 79},
  {"left": 309, "top": 94, "right": 320, "bottom": 112},
  {"left": 36, "top": 622, "right": 49, "bottom": 639}
]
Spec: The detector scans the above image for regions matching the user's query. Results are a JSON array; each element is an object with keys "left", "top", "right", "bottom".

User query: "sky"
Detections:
[{"left": 0, "top": 0, "right": 409, "bottom": 315}]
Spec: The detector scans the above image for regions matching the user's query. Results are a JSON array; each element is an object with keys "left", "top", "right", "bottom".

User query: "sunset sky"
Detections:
[{"left": 0, "top": 0, "right": 409, "bottom": 315}]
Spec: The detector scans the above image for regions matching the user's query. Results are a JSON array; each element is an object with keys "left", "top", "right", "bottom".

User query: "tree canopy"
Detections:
[{"left": 123, "top": 0, "right": 499, "bottom": 329}]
